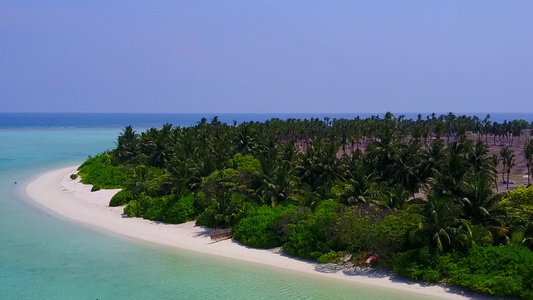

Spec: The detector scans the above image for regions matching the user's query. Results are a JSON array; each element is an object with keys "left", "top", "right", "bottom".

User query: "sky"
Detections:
[{"left": 1, "top": 1, "right": 532, "bottom": 113}]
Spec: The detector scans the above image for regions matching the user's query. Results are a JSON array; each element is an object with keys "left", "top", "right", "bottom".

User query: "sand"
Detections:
[{"left": 26, "top": 166, "right": 488, "bottom": 300}]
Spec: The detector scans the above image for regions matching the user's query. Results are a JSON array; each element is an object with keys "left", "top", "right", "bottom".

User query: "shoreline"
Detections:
[{"left": 25, "top": 166, "right": 487, "bottom": 300}]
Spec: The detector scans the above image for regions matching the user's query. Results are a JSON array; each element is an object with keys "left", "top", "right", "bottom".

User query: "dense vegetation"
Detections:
[{"left": 78, "top": 113, "right": 533, "bottom": 298}]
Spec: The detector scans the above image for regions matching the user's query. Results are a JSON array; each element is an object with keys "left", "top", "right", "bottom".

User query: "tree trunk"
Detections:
[
  {"left": 507, "top": 170, "right": 510, "bottom": 190},
  {"left": 526, "top": 162, "right": 531, "bottom": 186}
]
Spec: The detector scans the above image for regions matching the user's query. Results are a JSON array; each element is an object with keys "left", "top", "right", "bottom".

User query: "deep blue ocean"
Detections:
[
  {"left": 1, "top": 112, "right": 532, "bottom": 129},
  {"left": 0, "top": 113, "right": 509, "bottom": 299}
]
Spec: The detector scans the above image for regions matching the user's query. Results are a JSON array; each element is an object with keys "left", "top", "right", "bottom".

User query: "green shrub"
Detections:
[
  {"left": 393, "top": 245, "right": 533, "bottom": 298},
  {"left": 335, "top": 207, "right": 372, "bottom": 253},
  {"left": 78, "top": 153, "right": 129, "bottom": 188},
  {"left": 124, "top": 200, "right": 139, "bottom": 217},
  {"left": 70, "top": 174, "right": 78, "bottom": 180},
  {"left": 197, "top": 168, "right": 258, "bottom": 228},
  {"left": 165, "top": 195, "right": 195, "bottom": 224},
  {"left": 91, "top": 185, "right": 101, "bottom": 192},
  {"left": 392, "top": 247, "right": 444, "bottom": 283},
  {"left": 233, "top": 205, "right": 297, "bottom": 248},
  {"left": 144, "top": 194, "right": 173, "bottom": 221},
  {"left": 447, "top": 245, "right": 533, "bottom": 298},
  {"left": 109, "top": 190, "right": 134, "bottom": 207},
  {"left": 121, "top": 193, "right": 194, "bottom": 224},
  {"left": 283, "top": 200, "right": 339, "bottom": 260},
  {"left": 196, "top": 207, "right": 217, "bottom": 228},
  {"left": 499, "top": 185, "right": 533, "bottom": 221},
  {"left": 142, "top": 173, "right": 172, "bottom": 197},
  {"left": 123, "top": 194, "right": 152, "bottom": 218},
  {"left": 195, "top": 193, "right": 250, "bottom": 228},
  {"left": 371, "top": 211, "right": 422, "bottom": 266},
  {"left": 318, "top": 251, "right": 347, "bottom": 264},
  {"left": 335, "top": 208, "right": 421, "bottom": 267},
  {"left": 228, "top": 153, "right": 261, "bottom": 173},
  {"left": 193, "top": 191, "right": 209, "bottom": 215}
]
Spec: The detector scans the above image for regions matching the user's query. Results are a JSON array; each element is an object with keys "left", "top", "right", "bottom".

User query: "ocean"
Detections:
[
  {"left": 0, "top": 113, "right": 510, "bottom": 299},
  {"left": 1, "top": 112, "right": 532, "bottom": 129}
]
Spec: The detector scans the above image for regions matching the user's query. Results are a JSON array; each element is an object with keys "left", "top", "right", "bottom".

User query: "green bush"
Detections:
[
  {"left": 78, "top": 153, "right": 129, "bottom": 188},
  {"left": 123, "top": 193, "right": 152, "bottom": 218},
  {"left": 392, "top": 247, "right": 444, "bottom": 283},
  {"left": 91, "top": 185, "right": 101, "bottom": 192},
  {"left": 196, "top": 207, "right": 217, "bottom": 228},
  {"left": 371, "top": 211, "right": 422, "bottom": 266},
  {"left": 447, "top": 245, "right": 533, "bottom": 298},
  {"left": 142, "top": 173, "right": 172, "bottom": 197},
  {"left": 110, "top": 190, "right": 134, "bottom": 206},
  {"left": 124, "top": 200, "right": 139, "bottom": 217},
  {"left": 70, "top": 174, "right": 78, "bottom": 180},
  {"left": 144, "top": 194, "right": 174, "bottom": 221},
  {"left": 335, "top": 208, "right": 421, "bottom": 267},
  {"left": 393, "top": 245, "right": 533, "bottom": 298},
  {"left": 228, "top": 153, "right": 262, "bottom": 173},
  {"left": 499, "top": 185, "right": 533, "bottom": 221},
  {"left": 122, "top": 193, "right": 195, "bottom": 224},
  {"left": 196, "top": 168, "right": 258, "bottom": 228},
  {"left": 318, "top": 251, "right": 347, "bottom": 264},
  {"left": 233, "top": 205, "right": 297, "bottom": 248},
  {"left": 193, "top": 191, "right": 209, "bottom": 215},
  {"left": 283, "top": 200, "right": 339, "bottom": 260},
  {"left": 165, "top": 195, "right": 195, "bottom": 224},
  {"left": 195, "top": 193, "right": 250, "bottom": 228}
]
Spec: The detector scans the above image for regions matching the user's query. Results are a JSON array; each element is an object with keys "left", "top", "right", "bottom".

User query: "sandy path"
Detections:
[{"left": 26, "top": 166, "right": 488, "bottom": 300}]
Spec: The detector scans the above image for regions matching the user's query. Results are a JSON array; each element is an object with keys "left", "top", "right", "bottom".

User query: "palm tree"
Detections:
[
  {"left": 115, "top": 125, "right": 139, "bottom": 162},
  {"left": 468, "top": 141, "right": 490, "bottom": 173},
  {"left": 505, "top": 153, "right": 516, "bottom": 190},
  {"left": 409, "top": 192, "right": 460, "bottom": 253},
  {"left": 299, "top": 137, "right": 341, "bottom": 193},
  {"left": 431, "top": 140, "right": 473, "bottom": 199},
  {"left": 490, "top": 154, "right": 500, "bottom": 192},
  {"left": 336, "top": 164, "right": 383, "bottom": 206},
  {"left": 418, "top": 139, "right": 445, "bottom": 183},
  {"left": 388, "top": 140, "right": 421, "bottom": 197},
  {"left": 500, "top": 146, "right": 512, "bottom": 182},
  {"left": 259, "top": 162, "right": 300, "bottom": 207},
  {"left": 457, "top": 219, "right": 493, "bottom": 250},
  {"left": 525, "top": 140, "right": 533, "bottom": 186},
  {"left": 235, "top": 123, "right": 258, "bottom": 154},
  {"left": 458, "top": 175, "right": 506, "bottom": 226}
]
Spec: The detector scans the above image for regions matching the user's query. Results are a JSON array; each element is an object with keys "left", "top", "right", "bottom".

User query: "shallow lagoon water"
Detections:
[{"left": 0, "top": 124, "right": 439, "bottom": 299}]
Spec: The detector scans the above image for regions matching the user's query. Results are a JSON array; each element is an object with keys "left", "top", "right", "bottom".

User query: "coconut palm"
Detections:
[
  {"left": 505, "top": 153, "right": 516, "bottom": 190},
  {"left": 499, "top": 146, "right": 512, "bottom": 182},
  {"left": 235, "top": 123, "right": 258, "bottom": 154},
  {"left": 115, "top": 125, "right": 139, "bottom": 162},
  {"left": 259, "top": 162, "right": 300, "bottom": 207},
  {"left": 457, "top": 219, "right": 493, "bottom": 250},
  {"left": 388, "top": 140, "right": 422, "bottom": 197},
  {"left": 409, "top": 192, "right": 461, "bottom": 253},
  {"left": 418, "top": 139, "right": 445, "bottom": 183},
  {"left": 458, "top": 175, "right": 506, "bottom": 226},
  {"left": 525, "top": 139, "right": 533, "bottom": 186}
]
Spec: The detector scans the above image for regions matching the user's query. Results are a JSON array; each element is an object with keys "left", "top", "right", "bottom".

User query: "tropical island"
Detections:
[{"left": 62, "top": 113, "right": 533, "bottom": 298}]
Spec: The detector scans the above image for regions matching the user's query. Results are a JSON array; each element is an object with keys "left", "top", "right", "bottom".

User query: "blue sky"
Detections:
[{"left": 1, "top": 1, "right": 532, "bottom": 113}]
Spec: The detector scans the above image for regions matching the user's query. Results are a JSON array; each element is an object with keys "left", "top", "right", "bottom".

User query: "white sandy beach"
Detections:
[{"left": 26, "top": 166, "right": 486, "bottom": 300}]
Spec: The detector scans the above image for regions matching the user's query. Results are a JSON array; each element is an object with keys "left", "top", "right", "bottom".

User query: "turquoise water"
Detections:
[{"left": 0, "top": 127, "right": 437, "bottom": 299}]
